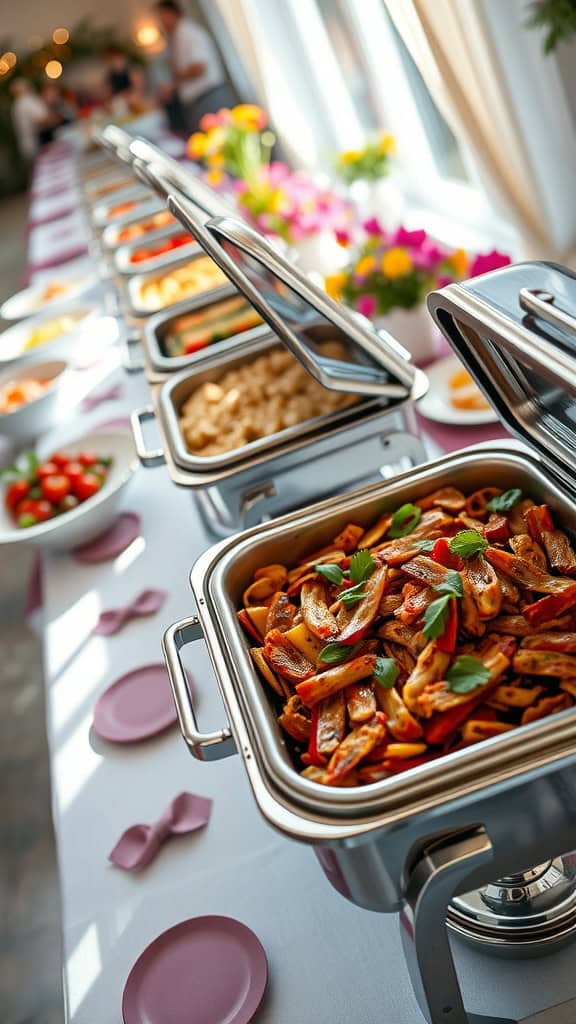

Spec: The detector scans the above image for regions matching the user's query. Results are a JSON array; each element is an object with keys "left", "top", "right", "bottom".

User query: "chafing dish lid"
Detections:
[
  {"left": 428, "top": 260, "right": 576, "bottom": 490},
  {"left": 128, "top": 138, "right": 233, "bottom": 220},
  {"left": 166, "top": 198, "right": 417, "bottom": 399}
]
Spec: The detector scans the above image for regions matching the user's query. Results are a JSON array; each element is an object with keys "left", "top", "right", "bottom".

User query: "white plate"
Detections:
[
  {"left": 417, "top": 354, "right": 498, "bottom": 426},
  {"left": 1, "top": 275, "right": 95, "bottom": 321},
  {"left": 0, "top": 359, "right": 69, "bottom": 440},
  {"left": 0, "top": 430, "right": 137, "bottom": 549},
  {"left": 0, "top": 303, "right": 105, "bottom": 365}
]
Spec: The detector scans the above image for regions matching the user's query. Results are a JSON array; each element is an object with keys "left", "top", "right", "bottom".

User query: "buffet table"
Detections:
[{"left": 24, "top": 137, "right": 576, "bottom": 1024}]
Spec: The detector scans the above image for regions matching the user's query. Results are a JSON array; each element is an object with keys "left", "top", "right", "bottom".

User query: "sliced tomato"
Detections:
[
  {"left": 5, "top": 479, "right": 29, "bottom": 513},
  {"left": 37, "top": 461, "right": 59, "bottom": 479},
  {"left": 78, "top": 451, "right": 97, "bottom": 467},
  {"left": 184, "top": 336, "right": 211, "bottom": 355},
  {"left": 73, "top": 473, "right": 102, "bottom": 501},
  {"left": 50, "top": 451, "right": 72, "bottom": 467},
  {"left": 41, "top": 474, "right": 71, "bottom": 503},
  {"left": 62, "top": 461, "right": 84, "bottom": 485}
]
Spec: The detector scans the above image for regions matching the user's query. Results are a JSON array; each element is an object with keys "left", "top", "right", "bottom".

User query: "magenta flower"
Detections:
[
  {"left": 412, "top": 243, "right": 446, "bottom": 271},
  {"left": 357, "top": 294, "right": 377, "bottom": 318},
  {"left": 363, "top": 216, "right": 385, "bottom": 236},
  {"left": 469, "top": 250, "right": 511, "bottom": 278},
  {"left": 392, "top": 226, "right": 427, "bottom": 248},
  {"left": 335, "top": 228, "right": 351, "bottom": 246},
  {"left": 436, "top": 275, "right": 453, "bottom": 289}
]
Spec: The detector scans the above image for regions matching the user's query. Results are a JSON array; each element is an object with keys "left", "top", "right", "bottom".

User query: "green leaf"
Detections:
[
  {"left": 0, "top": 467, "right": 22, "bottom": 484},
  {"left": 373, "top": 657, "right": 400, "bottom": 689},
  {"left": 349, "top": 548, "right": 376, "bottom": 584},
  {"left": 434, "top": 570, "right": 463, "bottom": 598},
  {"left": 315, "top": 563, "right": 345, "bottom": 586},
  {"left": 486, "top": 489, "right": 523, "bottom": 513},
  {"left": 318, "top": 642, "right": 352, "bottom": 665},
  {"left": 389, "top": 502, "right": 422, "bottom": 539},
  {"left": 446, "top": 655, "right": 491, "bottom": 694},
  {"left": 417, "top": 539, "right": 436, "bottom": 553},
  {"left": 423, "top": 594, "right": 452, "bottom": 641},
  {"left": 449, "top": 529, "right": 488, "bottom": 559},
  {"left": 339, "top": 582, "right": 367, "bottom": 607}
]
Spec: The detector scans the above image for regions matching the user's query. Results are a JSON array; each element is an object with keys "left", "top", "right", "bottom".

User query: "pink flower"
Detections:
[
  {"left": 356, "top": 294, "right": 377, "bottom": 318},
  {"left": 436, "top": 275, "right": 453, "bottom": 289},
  {"left": 412, "top": 243, "right": 446, "bottom": 271},
  {"left": 363, "top": 216, "right": 385, "bottom": 236},
  {"left": 392, "top": 226, "right": 427, "bottom": 248},
  {"left": 469, "top": 249, "right": 511, "bottom": 278}
]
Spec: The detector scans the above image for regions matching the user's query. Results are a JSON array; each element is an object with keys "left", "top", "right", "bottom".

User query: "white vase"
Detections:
[
  {"left": 349, "top": 177, "right": 405, "bottom": 229},
  {"left": 289, "top": 231, "right": 347, "bottom": 281},
  {"left": 374, "top": 305, "right": 440, "bottom": 366}
]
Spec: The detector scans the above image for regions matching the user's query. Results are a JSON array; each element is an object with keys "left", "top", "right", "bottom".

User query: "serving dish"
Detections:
[
  {"left": 0, "top": 429, "right": 137, "bottom": 549},
  {"left": 0, "top": 274, "right": 95, "bottom": 321},
  {"left": 417, "top": 354, "right": 498, "bottom": 426},
  {"left": 0, "top": 359, "right": 69, "bottom": 440},
  {"left": 91, "top": 185, "right": 152, "bottom": 228},
  {"left": 0, "top": 302, "right": 101, "bottom": 365},
  {"left": 99, "top": 203, "right": 170, "bottom": 250},
  {"left": 113, "top": 222, "right": 200, "bottom": 275},
  {"left": 163, "top": 258, "right": 576, "bottom": 1023},
  {"left": 124, "top": 252, "right": 235, "bottom": 318}
]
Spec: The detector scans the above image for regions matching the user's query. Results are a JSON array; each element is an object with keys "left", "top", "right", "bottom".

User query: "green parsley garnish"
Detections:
[
  {"left": 434, "top": 570, "right": 464, "bottom": 598},
  {"left": 315, "top": 563, "right": 345, "bottom": 586},
  {"left": 318, "top": 642, "right": 353, "bottom": 665},
  {"left": 446, "top": 655, "right": 490, "bottom": 693},
  {"left": 339, "top": 582, "right": 369, "bottom": 607},
  {"left": 349, "top": 549, "right": 376, "bottom": 584},
  {"left": 486, "top": 489, "right": 523, "bottom": 513},
  {"left": 373, "top": 657, "right": 400, "bottom": 689},
  {"left": 449, "top": 530, "right": 488, "bottom": 559},
  {"left": 389, "top": 502, "right": 422, "bottom": 539},
  {"left": 422, "top": 572, "right": 463, "bottom": 640}
]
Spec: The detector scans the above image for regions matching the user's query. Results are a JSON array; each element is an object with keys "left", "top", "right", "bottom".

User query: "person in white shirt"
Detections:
[
  {"left": 11, "top": 80, "right": 49, "bottom": 162},
  {"left": 154, "top": 0, "right": 236, "bottom": 132}
]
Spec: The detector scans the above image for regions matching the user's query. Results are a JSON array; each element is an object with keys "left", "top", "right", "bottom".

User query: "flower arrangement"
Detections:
[
  {"left": 335, "top": 134, "right": 396, "bottom": 184},
  {"left": 187, "top": 104, "right": 275, "bottom": 186},
  {"left": 235, "top": 162, "right": 351, "bottom": 245},
  {"left": 325, "top": 220, "right": 511, "bottom": 318}
]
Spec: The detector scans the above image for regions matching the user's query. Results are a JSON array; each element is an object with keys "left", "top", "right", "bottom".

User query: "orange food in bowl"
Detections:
[
  {"left": 0, "top": 377, "right": 52, "bottom": 414},
  {"left": 449, "top": 367, "right": 490, "bottom": 411}
]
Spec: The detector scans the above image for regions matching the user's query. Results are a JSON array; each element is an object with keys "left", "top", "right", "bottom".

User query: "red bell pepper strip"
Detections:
[
  {"left": 431, "top": 538, "right": 463, "bottom": 570},
  {"left": 522, "top": 584, "right": 576, "bottom": 627},
  {"left": 237, "top": 609, "right": 262, "bottom": 644},
  {"left": 484, "top": 515, "right": 511, "bottom": 544},
  {"left": 525, "top": 504, "right": 554, "bottom": 542},
  {"left": 436, "top": 598, "right": 458, "bottom": 653},
  {"left": 305, "top": 706, "right": 328, "bottom": 768},
  {"left": 424, "top": 699, "right": 483, "bottom": 746}
]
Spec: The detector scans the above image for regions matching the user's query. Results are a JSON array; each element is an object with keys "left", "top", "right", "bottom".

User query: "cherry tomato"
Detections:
[
  {"left": 78, "top": 451, "right": 98, "bottom": 467},
  {"left": 62, "top": 461, "right": 84, "bottom": 485},
  {"left": 73, "top": 473, "right": 102, "bottom": 501},
  {"left": 30, "top": 499, "right": 54, "bottom": 522},
  {"left": 41, "top": 475, "right": 71, "bottom": 504},
  {"left": 16, "top": 497, "right": 36, "bottom": 518},
  {"left": 5, "top": 479, "right": 29, "bottom": 513},
  {"left": 37, "top": 461, "right": 59, "bottom": 479},
  {"left": 51, "top": 451, "right": 72, "bottom": 467}
]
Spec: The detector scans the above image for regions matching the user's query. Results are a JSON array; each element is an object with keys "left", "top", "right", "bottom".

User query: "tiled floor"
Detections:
[{"left": 0, "top": 193, "right": 64, "bottom": 1023}]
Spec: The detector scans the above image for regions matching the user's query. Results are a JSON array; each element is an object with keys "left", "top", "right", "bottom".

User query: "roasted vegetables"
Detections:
[{"left": 238, "top": 485, "right": 576, "bottom": 787}]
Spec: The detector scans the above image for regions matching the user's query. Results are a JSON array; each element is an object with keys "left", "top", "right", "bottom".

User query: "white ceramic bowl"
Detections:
[
  {"left": 0, "top": 359, "right": 69, "bottom": 441},
  {"left": 0, "top": 430, "right": 138, "bottom": 550},
  {"left": 1, "top": 275, "right": 95, "bottom": 321},
  {"left": 0, "top": 302, "right": 101, "bottom": 366}
]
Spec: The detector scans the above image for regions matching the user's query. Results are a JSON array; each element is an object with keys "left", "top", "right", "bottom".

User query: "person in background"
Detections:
[
  {"left": 37, "top": 83, "right": 75, "bottom": 147},
  {"left": 103, "top": 46, "right": 146, "bottom": 115},
  {"left": 153, "top": 0, "right": 236, "bottom": 133},
  {"left": 10, "top": 80, "right": 49, "bottom": 162}
]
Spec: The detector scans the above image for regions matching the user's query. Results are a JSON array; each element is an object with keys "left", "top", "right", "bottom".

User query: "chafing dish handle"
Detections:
[
  {"left": 519, "top": 287, "right": 576, "bottom": 336},
  {"left": 162, "top": 616, "right": 237, "bottom": 761},
  {"left": 130, "top": 407, "right": 165, "bottom": 466},
  {"left": 122, "top": 333, "right": 144, "bottom": 373}
]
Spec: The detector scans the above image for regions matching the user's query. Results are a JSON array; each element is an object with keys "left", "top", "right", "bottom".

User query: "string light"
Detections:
[
  {"left": 2, "top": 52, "right": 16, "bottom": 68},
  {"left": 135, "top": 24, "right": 160, "bottom": 46},
  {"left": 45, "top": 59, "right": 63, "bottom": 79},
  {"left": 0, "top": 60, "right": 9, "bottom": 76},
  {"left": 52, "top": 28, "right": 69, "bottom": 45}
]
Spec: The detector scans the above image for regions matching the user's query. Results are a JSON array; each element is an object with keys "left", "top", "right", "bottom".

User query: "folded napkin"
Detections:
[{"left": 109, "top": 793, "right": 213, "bottom": 872}]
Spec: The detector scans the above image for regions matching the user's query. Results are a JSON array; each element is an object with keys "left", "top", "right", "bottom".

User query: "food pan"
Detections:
[
  {"left": 91, "top": 185, "right": 153, "bottom": 228},
  {"left": 124, "top": 251, "right": 236, "bottom": 318},
  {"left": 140, "top": 294, "right": 274, "bottom": 381},
  {"left": 99, "top": 203, "right": 171, "bottom": 250},
  {"left": 113, "top": 222, "right": 201, "bottom": 275}
]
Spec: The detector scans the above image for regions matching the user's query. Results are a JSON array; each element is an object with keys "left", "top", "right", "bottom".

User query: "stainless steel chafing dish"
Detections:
[
  {"left": 99, "top": 203, "right": 171, "bottom": 250},
  {"left": 163, "top": 260, "right": 576, "bottom": 1023},
  {"left": 113, "top": 222, "right": 200, "bottom": 276},
  {"left": 91, "top": 184, "right": 152, "bottom": 228},
  {"left": 131, "top": 203, "right": 427, "bottom": 534},
  {"left": 123, "top": 250, "right": 236, "bottom": 319}
]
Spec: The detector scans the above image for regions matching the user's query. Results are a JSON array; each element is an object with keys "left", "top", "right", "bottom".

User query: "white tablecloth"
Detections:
[{"left": 28, "top": 137, "right": 576, "bottom": 1024}]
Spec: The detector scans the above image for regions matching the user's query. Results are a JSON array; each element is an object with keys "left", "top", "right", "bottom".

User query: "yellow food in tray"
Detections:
[
  {"left": 449, "top": 367, "right": 490, "bottom": 411},
  {"left": 137, "top": 256, "right": 228, "bottom": 312},
  {"left": 179, "top": 341, "right": 357, "bottom": 457},
  {"left": 22, "top": 311, "right": 86, "bottom": 351}
]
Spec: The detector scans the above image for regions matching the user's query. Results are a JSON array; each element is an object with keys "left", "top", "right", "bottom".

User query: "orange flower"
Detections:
[
  {"left": 205, "top": 168, "right": 225, "bottom": 186},
  {"left": 449, "top": 247, "right": 468, "bottom": 278},
  {"left": 325, "top": 272, "right": 346, "bottom": 299},
  {"left": 231, "top": 103, "right": 267, "bottom": 131},
  {"left": 187, "top": 132, "right": 207, "bottom": 159},
  {"left": 381, "top": 247, "right": 412, "bottom": 279}
]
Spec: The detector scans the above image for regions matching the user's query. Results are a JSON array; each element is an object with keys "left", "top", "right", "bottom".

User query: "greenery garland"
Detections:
[{"left": 526, "top": 0, "right": 576, "bottom": 53}]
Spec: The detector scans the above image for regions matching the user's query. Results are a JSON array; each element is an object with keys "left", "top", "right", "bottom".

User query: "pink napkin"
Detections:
[
  {"left": 81, "top": 383, "right": 124, "bottom": 411},
  {"left": 415, "top": 410, "right": 508, "bottom": 454},
  {"left": 109, "top": 793, "right": 213, "bottom": 871}
]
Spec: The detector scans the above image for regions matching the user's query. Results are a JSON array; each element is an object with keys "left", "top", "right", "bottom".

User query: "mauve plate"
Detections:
[
  {"left": 122, "top": 916, "right": 268, "bottom": 1024},
  {"left": 73, "top": 512, "right": 141, "bottom": 564},
  {"left": 93, "top": 663, "right": 177, "bottom": 743}
]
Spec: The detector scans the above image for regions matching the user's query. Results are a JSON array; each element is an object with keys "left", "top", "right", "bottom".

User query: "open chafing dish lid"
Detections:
[
  {"left": 128, "top": 138, "right": 234, "bottom": 221},
  {"left": 166, "top": 196, "right": 421, "bottom": 400},
  {"left": 427, "top": 260, "right": 576, "bottom": 491}
]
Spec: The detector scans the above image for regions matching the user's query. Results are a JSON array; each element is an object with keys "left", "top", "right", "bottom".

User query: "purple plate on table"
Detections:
[
  {"left": 93, "top": 663, "right": 177, "bottom": 743},
  {"left": 122, "top": 916, "right": 268, "bottom": 1024}
]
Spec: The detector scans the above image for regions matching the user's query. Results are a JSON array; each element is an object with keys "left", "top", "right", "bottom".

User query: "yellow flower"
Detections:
[
  {"left": 339, "top": 150, "right": 361, "bottom": 165},
  {"left": 205, "top": 169, "right": 225, "bottom": 186},
  {"left": 231, "top": 104, "right": 267, "bottom": 131},
  {"left": 206, "top": 152, "right": 225, "bottom": 169},
  {"left": 448, "top": 247, "right": 468, "bottom": 278},
  {"left": 187, "top": 132, "right": 207, "bottom": 159},
  {"left": 205, "top": 126, "right": 226, "bottom": 154},
  {"left": 325, "top": 272, "right": 347, "bottom": 299},
  {"left": 381, "top": 247, "right": 413, "bottom": 278},
  {"left": 268, "top": 188, "right": 287, "bottom": 214},
  {"left": 378, "top": 133, "right": 396, "bottom": 155},
  {"left": 355, "top": 255, "right": 377, "bottom": 276}
]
